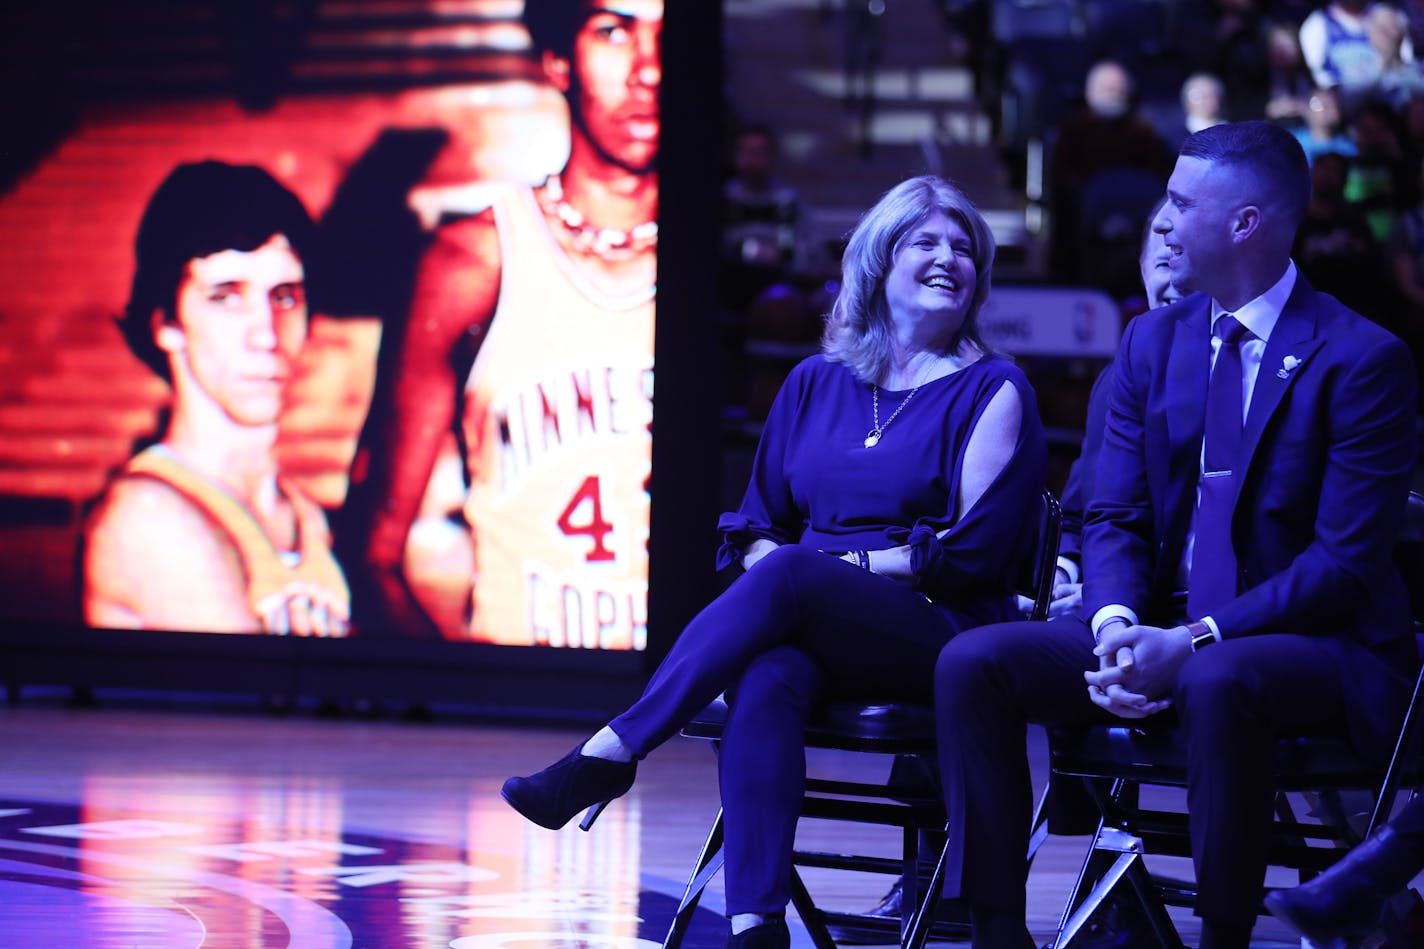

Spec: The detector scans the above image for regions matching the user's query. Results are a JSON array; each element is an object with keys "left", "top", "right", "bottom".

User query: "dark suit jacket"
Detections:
[
  {"left": 1058, "top": 360, "right": 1114, "bottom": 569},
  {"left": 1083, "top": 277, "right": 1417, "bottom": 638},
  {"left": 1082, "top": 276, "right": 1418, "bottom": 754}
]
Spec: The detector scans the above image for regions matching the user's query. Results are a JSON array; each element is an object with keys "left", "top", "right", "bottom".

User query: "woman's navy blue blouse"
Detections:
[{"left": 718, "top": 354, "right": 1047, "bottom": 607}]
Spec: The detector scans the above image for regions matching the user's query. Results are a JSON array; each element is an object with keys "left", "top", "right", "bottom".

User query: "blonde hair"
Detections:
[{"left": 821, "top": 175, "right": 996, "bottom": 384}]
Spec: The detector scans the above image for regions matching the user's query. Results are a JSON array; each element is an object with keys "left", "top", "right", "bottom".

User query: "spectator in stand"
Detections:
[
  {"left": 1265, "top": 20, "right": 1316, "bottom": 125},
  {"left": 1406, "top": 0, "right": 1424, "bottom": 50},
  {"left": 1210, "top": 0, "right": 1271, "bottom": 112},
  {"left": 1294, "top": 86, "right": 1360, "bottom": 162},
  {"left": 1399, "top": 92, "right": 1424, "bottom": 169},
  {"left": 1270, "top": 0, "right": 1322, "bottom": 25},
  {"left": 1047, "top": 59, "right": 1175, "bottom": 285},
  {"left": 1294, "top": 149, "right": 1400, "bottom": 323},
  {"left": 1385, "top": 153, "right": 1424, "bottom": 371},
  {"left": 1367, "top": 3, "right": 1424, "bottom": 106},
  {"left": 1344, "top": 99, "right": 1407, "bottom": 243},
  {"left": 721, "top": 122, "right": 807, "bottom": 313},
  {"left": 1172, "top": 73, "right": 1230, "bottom": 151},
  {"left": 1300, "top": 0, "right": 1415, "bottom": 112}
]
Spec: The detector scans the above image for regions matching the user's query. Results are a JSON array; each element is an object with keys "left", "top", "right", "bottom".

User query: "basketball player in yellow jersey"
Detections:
[
  {"left": 84, "top": 161, "right": 350, "bottom": 636},
  {"left": 342, "top": 0, "right": 661, "bottom": 645}
]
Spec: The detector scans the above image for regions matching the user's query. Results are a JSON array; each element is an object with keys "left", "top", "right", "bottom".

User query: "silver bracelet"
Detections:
[{"left": 855, "top": 549, "right": 871, "bottom": 571}]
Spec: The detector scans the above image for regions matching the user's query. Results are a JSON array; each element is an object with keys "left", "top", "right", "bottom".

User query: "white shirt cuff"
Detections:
[
  {"left": 1055, "top": 556, "right": 1080, "bottom": 585},
  {"left": 1091, "top": 604, "right": 1138, "bottom": 639}
]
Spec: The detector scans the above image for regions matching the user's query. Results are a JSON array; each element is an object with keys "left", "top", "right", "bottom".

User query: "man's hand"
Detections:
[
  {"left": 1048, "top": 580, "right": 1083, "bottom": 618},
  {"left": 1084, "top": 623, "right": 1190, "bottom": 719},
  {"left": 1015, "top": 567, "right": 1082, "bottom": 618}
]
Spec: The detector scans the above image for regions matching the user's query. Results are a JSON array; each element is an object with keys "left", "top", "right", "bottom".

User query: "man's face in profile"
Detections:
[
  {"left": 555, "top": 0, "right": 663, "bottom": 174},
  {"left": 166, "top": 233, "right": 308, "bottom": 427},
  {"left": 1153, "top": 156, "right": 1239, "bottom": 299}
]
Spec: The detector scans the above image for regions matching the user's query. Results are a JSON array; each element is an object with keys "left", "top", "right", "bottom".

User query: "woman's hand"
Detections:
[
  {"left": 742, "top": 537, "right": 781, "bottom": 571},
  {"left": 1048, "top": 579, "right": 1083, "bottom": 617},
  {"left": 820, "top": 546, "right": 916, "bottom": 583},
  {"left": 867, "top": 546, "right": 915, "bottom": 583}
]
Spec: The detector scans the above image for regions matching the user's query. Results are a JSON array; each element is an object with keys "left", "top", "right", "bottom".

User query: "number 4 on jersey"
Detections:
[{"left": 556, "top": 475, "right": 616, "bottom": 562}]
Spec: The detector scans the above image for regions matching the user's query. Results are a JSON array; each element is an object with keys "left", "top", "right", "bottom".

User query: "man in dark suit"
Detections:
[{"left": 934, "top": 120, "right": 1419, "bottom": 949}]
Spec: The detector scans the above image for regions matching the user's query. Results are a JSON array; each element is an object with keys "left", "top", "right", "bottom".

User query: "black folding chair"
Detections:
[
  {"left": 1045, "top": 491, "right": 1424, "bottom": 948},
  {"left": 663, "top": 490, "right": 1063, "bottom": 949}
]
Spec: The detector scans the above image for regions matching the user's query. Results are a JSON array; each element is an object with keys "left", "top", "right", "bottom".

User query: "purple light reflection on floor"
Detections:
[
  {"left": 0, "top": 800, "right": 729, "bottom": 948},
  {"left": 0, "top": 879, "right": 205, "bottom": 949}
]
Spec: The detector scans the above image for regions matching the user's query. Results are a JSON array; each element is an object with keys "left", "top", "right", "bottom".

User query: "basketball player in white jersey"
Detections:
[
  {"left": 85, "top": 161, "right": 350, "bottom": 636},
  {"left": 343, "top": 0, "right": 661, "bottom": 646}
]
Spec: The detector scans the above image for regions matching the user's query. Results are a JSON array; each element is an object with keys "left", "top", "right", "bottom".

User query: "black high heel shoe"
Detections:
[{"left": 501, "top": 743, "right": 637, "bottom": 830}]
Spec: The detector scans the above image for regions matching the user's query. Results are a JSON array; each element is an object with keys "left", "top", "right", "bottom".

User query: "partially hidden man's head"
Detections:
[
  {"left": 525, "top": 0, "right": 662, "bottom": 174},
  {"left": 1140, "top": 196, "right": 1182, "bottom": 309},
  {"left": 121, "top": 160, "right": 317, "bottom": 425}
]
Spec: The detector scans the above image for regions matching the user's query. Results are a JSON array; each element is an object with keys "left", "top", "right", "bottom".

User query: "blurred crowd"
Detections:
[
  {"left": 1038, "top": 0, "right": 1424, "bottom": 372},
  {"left": 717, "top": 2, "right": 1424, "bottom": 429}
]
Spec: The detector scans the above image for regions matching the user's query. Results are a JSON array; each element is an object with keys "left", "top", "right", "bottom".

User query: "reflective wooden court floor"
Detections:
[{"left": 0, "top": 692, "right": 1307, "bottom": 948}]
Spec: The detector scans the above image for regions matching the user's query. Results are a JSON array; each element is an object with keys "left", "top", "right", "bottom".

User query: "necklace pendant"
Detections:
[{"left": 863, "top": 430, "right": 881, "bottom": 448}]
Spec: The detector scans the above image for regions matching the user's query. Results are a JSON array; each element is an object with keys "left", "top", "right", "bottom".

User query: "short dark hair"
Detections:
[
  {"left": 1178, "top": 120, "right": 1311, "bottom": 228},
  {"left": 522, "top": 0, "right": 591, "bottom": 61},
  {"left": 120, "top": 160, "right": 316, "bottom": 382}
]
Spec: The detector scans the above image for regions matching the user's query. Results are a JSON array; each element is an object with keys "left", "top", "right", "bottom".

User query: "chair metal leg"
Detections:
[
  {"left": 904, "top": 788, "right": 1051, "bottom": 949},
  {"left": 1028, "top": 783, "right": 1051, "bottom": 867},
  {"left": 1054, "top": 778, "right": 1116, "bottom": 942},
  {"left": 1366, "top": 653, "right": 1424, "bottom": 839},
  {"left": 663, "top": 809, "right": 727, "bottom": 949},
  {"left": 903, "top": 821, "right": 950, "bottom": 949},
  {"left": 1051, "top": 827, "right": 1182, "bottom": 949},
  {"left": 1052, "top": 825, "right": 1123, "bottom": 948},
  {"left": 898, "top": 823, "right": 920, "bottom": 946},
  {"left": 1053, "top": 777, "right": 1185, "bottom": 949},
  {"left": 790, "top": 867, "right": 839, "bottom": 949}
]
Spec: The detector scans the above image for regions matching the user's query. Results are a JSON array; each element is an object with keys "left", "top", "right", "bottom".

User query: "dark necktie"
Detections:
[{"left": 1188, "top": 315, "right": 1251, "bottom": 620}]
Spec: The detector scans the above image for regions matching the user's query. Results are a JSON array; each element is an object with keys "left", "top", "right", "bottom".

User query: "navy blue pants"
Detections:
[
  {"left": 609, "top": 545, "right": 993, "bottom": 915},
  {"left": 933, "top": 617, "right": 1405, "bottom": 929}
]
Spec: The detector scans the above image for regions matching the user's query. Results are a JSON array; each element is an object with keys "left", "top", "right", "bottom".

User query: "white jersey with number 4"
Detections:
[{"left": 461, "top": 184, "right": 654, "bottom": 649}]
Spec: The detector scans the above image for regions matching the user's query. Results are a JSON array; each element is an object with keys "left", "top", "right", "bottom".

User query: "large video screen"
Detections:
[{"left": 0, "top": 0, "right": 663, "bottom": 651}]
